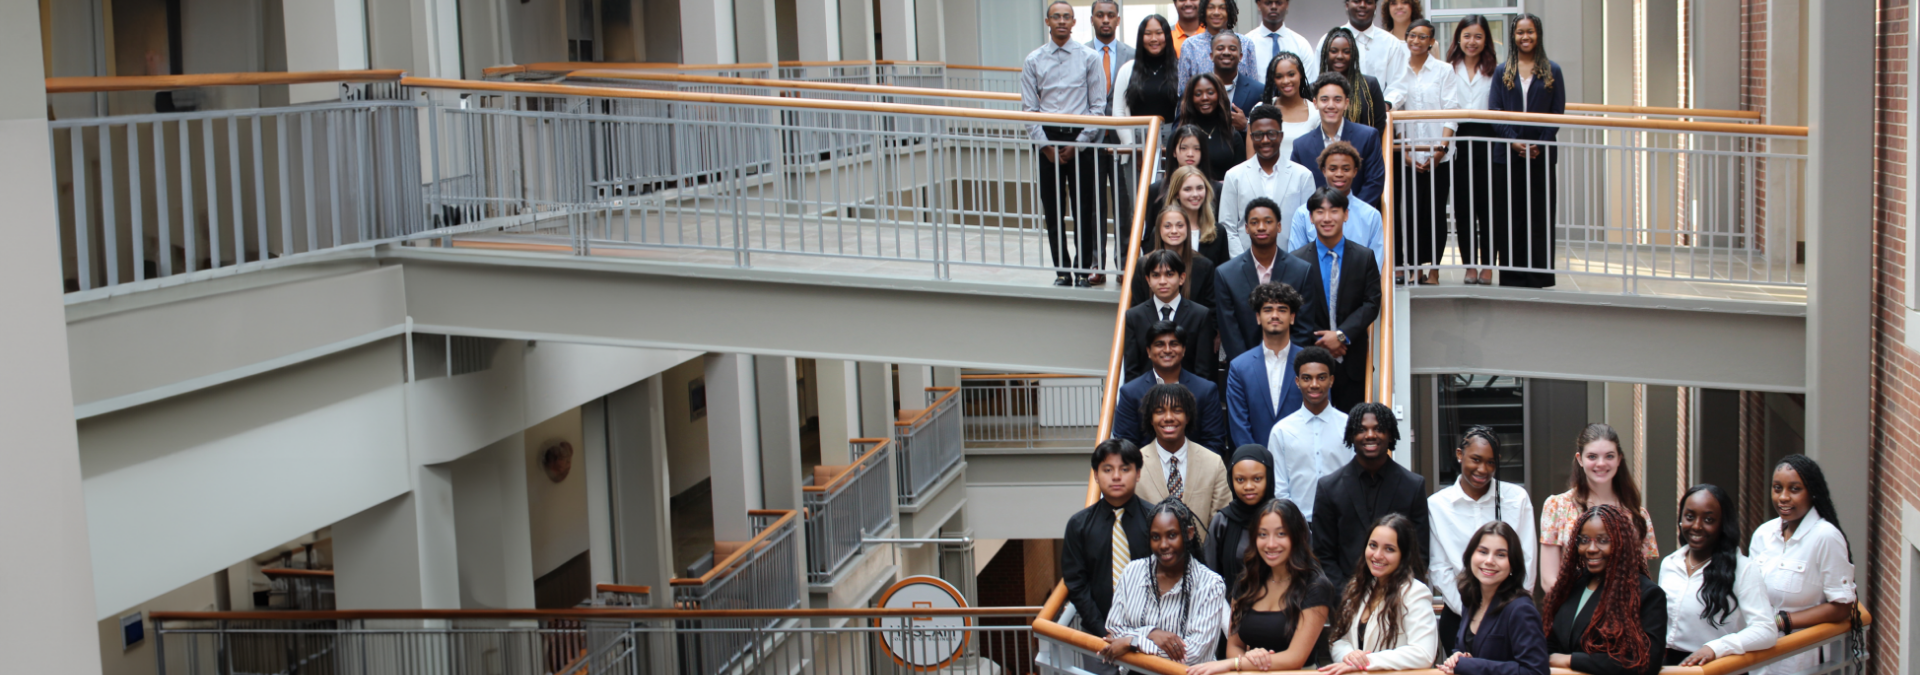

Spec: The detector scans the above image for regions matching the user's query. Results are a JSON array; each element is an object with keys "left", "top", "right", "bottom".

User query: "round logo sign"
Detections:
[{"left": 872, "top": 575, "right": 971, "bottom": 671}]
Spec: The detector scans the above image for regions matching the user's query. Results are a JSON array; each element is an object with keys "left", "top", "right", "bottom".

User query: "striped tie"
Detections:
[
  {"left": 1167, "top": 457, "right": 1184, "bottom": 499},
  {"left": 1111, "top": 508, "right": 1129, "bottom": 586}
]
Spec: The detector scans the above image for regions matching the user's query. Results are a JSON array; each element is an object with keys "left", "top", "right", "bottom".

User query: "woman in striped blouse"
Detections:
[{"left": 1100, "top": 498, "right": 1231, "bottom": 666}]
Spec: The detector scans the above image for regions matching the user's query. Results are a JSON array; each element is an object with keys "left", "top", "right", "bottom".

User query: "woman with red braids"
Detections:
[{"left": 1540, "top": 504, "right": 1667, "bottom": 675}]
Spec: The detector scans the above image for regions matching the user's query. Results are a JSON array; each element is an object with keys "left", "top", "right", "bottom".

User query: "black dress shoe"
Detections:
[
  {"left": 1053, "top": 276, "right": 1073, "bottom": 287},
  {"left": 1074, "top": 277, "right": 1094, "bottom": 288}
]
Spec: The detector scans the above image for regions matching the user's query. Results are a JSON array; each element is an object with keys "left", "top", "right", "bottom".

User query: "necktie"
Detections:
[
  {"left": 1268, "top": 34, "right": 1280, "bottom": 65},
  {"left": 1326, "top": 249, "right": 1340, "bottom": 327},
  {"left": 1160, "top": 306, "right": 1173, "bottom": 322},
  {"left": 1103, "top": 47, "right": 1113, "bottom": 93},
  {"left": 1111, "top": 508, "right": 1129, "bottom": 586},
  {"left": 1167, "top": 456, "right": 1184, "bottom": 499}
]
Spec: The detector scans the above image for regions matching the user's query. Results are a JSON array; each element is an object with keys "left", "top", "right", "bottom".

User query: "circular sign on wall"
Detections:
[{"left": 872, "top": 575, "right": 971, "bottom": 671}]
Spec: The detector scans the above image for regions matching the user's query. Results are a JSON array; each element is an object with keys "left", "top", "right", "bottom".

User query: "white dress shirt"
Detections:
[
  {"left": 1454, "top": 62, "right": 1494, "bottom": 112},
  {"left": 1658, "top": 549, "right": 1778, "bottom": 657},
  {"left": 1246, "top": 23, "right": 1319, "bottom": 86},
  {"left": 1316, "top": 23, "right": 1411, "bottom": 104},
  {"left": 1265, "top": 404, "right": 1349, "bottom": 521},
  {"left": 1388, "top": 54, "right": 1468, "bottom": 164},
  {"left": 1425, "top": 479, "right": 1537, "bottom": 615},
  {"left": 1749, "top": 509, "right": 1857, "bottom": 675},
  {"left": 1106, "top": 557, "right": 1231, "bottom": 665},
  {"left": 1218, "top": 155, "right": 1317, "bottom": 256},
  {"left": 1261, "top": 343, "right": 1290, "bottom": 414},
  {"left": 1329, "top": 578, "right": 1440, "bottom": 670},
  {"left": 1152, "top": 295, "right": 1183, "bottom": 323}
]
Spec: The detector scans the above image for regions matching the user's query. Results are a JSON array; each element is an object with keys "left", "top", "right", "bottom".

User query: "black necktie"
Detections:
[{"left": 1160, "top": 306, "right": 1173, "bottom": 322}]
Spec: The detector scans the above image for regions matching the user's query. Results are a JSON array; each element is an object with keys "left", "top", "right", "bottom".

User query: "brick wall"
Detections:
[{"left": 1874, "top": 1, "right": 1913, "bottom": 673}]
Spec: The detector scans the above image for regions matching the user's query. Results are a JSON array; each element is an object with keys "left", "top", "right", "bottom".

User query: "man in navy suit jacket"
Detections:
[
  {"left": 1291, "top": 187, "right": 1382, "bottom": 413},
  {"left": 1225, "top": 280, "right": 1307, "bottom": 448},
  {"left": 1290, "top": 72, "right": 1385, "bottom": 209},
  {"left": 1199, "top": 30, "right": 1264, "bottom": 121},
  {"left": 1113, "top": 321, "right": 1228, "bottom": 456},
  {"left": 1215, "top": 198, "right": 1315, "bottom": 363}
]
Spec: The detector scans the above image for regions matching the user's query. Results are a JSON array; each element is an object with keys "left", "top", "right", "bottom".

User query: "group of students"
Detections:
[
  {"left": 1024, "top": 0, "right": 1566, "bottom": 289},
  {"left": 1065, "top": 416, "right": 1862, "bottom": 675}
]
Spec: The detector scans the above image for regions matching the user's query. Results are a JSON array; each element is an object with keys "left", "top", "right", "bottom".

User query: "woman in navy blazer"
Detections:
[
  {"left": 1486, "top": 13, "right": 1565, "bottom": 289},
  {"left": 1439, "top": 521, "right": 1549, "bottom": 675}
]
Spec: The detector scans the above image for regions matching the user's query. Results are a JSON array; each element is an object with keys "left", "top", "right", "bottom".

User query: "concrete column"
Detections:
[
  {"left": 681, "top": 0, "right": 737, "bottom": 63},
  {"left": 796, "top": 0, "right": 843, "bottom": 60},
  {"left": 933, "top": 367, "right": 961, "bottom": 389},
  {"left": 706, "top": 354, "right": 761, "bottom": 542},
  {"left": 1690, "top": 0, "right": 1740, "bottom": 110},
  {"left": 1642, "top": 386, "right": 1678, "bottom": 555},
  {"left": 1803, "top": 0, "right": 1871, "bottom": 567},
  {"left": 876, "top": 0, "right": 917, "bottom": 59},
  {"left": 914, "top": 0, "right": 946, "bottom": 62},
  {"left": 608, "top": 377, "right": 676, "bottom": 607},
  {"left": 0, "top": 4, "right": 99, "bottom": 669},
  {"left": 839, "top": 0, "right": 876, "bottom": 61},
  {"left": 366, "top": 0, "right": 462, "bottom": 77},
  {"left": 333, "top": 465, "right": 463, "bottom": 610},
  {"left": 282, "top": 0, "right": 370, "bottom": 103},
  {"left": 898, "top": 364, "right": 934, "bottom": 410},
  {"left": 859, "top": 362, "right": 897, "bottom": 439},
  {"left": 757, "top": 357, "right": 804, "bottom": 511},
  {"left": 450, "top": 433, "right": 537, "bottom": 609},
  {"left": 734, "top": 0, "right": 781, "bottom": 64},
  {"left": 583, "top": 399, "right": 616, "bottom": 585},
  {"left": 818, "top": 359, "right": 861, "bottom": 464}
]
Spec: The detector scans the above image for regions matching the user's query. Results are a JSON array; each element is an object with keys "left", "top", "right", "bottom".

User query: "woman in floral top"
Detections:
[{"left": 1538, "top": 423, "right": 1658, "bottom": 592}]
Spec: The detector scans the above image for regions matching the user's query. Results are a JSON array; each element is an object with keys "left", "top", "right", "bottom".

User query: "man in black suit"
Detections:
[
  {"left": 1124, "top": 249, "right": 1218, "bottom": 381},
  {"left": 1290, "top": 187, "right": 1381, "bottom": 413},
  {"left": 1310, "top": 402, "right": 1429, "bottom": 588},
  {"left": 1215, "top": 197, "right": 1315, "bottom": 362},
  {"left": 1062, "top": 439, "right": 1152, "bottom": 649}
]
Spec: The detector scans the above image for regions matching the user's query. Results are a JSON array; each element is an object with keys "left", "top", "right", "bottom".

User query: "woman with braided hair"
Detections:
[
  {"left": 1749, "top": 454, "right": 1861, "bottom": 675},
  {"left": 1541, "top": 504, "right": 1667, "bottom": 675},
  {"left": 1428, "top": 426, "right": 1537, "bottom": 652},
  {"left": 1322, "top": 513, "right": 1439, "bottom": 674},
  {"left": 1317, "top": 27, "right": 1387, "bottom": 133},
  {"left": 1100, "top": 498, "right": 1230, "bottom": 666}
]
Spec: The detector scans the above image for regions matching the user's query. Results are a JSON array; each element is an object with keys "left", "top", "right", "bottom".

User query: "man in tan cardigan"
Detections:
[{"left": 1130, "top": 382, "right": 1232, "bottom": 539}]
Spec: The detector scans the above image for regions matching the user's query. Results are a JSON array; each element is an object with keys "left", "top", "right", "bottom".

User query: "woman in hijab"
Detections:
[{"left": 1208, "top": 444, "right": 1277, "bottom": 598}]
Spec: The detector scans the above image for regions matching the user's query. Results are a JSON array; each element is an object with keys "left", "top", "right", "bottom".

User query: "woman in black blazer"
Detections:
[
  {"left": 1539, "top": 505, "right": 1667, "bottom": 675},
  {"left": 1439, "top": 522, "right": 1548, "bottom": 675},
  {"left": 1487, "top": 13, "right": 1566, "bottom": 289}
]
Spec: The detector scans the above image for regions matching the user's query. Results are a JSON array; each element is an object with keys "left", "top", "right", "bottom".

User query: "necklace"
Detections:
[{"left": 1685, "top": 553, "right": 1709, "bottom": 576}]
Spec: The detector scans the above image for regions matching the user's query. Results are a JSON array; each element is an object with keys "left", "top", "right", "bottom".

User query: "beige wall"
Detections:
[
  {"left": 95, "top": 573, "right": 216, "bottom": 675},
  {"left": 663, "top": 357, "right": 711, "bottom": 496},
  {"left": 524, "top": 407, "right": 589, "bottom": 578}
]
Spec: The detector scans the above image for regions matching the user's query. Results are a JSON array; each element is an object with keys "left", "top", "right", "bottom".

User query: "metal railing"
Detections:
[
  {"left": 150, "top": 615, "right": 596, "bottom": 675},
  {"left": 584, "top": 583, "right": 652, "bottom": 607},
  {"left": 803, "top": 439, "right": 897, "bottom": 584},
  {"left": 943, "top": 65, "right": 1023, "bottom": 94},
  {"left": 1383, "top": 110, "right": 1808, "bottom": 297},
  {"left": 894, "top": 387, "right": 964, "bottom": 505},
  {"left": 671, "top": 510, "right": 804, "bottom": 675},
  {"left": 260, "top": 568, "right": 335, "bottom": 610},
  {"left": 958, "top": 373, "right": 1105, "bottom": 450},
  {"left": 558, "top": 70, "right": 1022, "bottom": 111}
]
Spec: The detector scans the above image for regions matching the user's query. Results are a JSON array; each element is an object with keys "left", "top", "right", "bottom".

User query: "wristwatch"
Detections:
[{"left": 1335, "top": 330, "right": 1349, "bottom": 344}]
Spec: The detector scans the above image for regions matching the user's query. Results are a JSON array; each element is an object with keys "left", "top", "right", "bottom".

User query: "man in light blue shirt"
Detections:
[{"left": 1288, "top": 140, "right": 1384, "bottom": 269}]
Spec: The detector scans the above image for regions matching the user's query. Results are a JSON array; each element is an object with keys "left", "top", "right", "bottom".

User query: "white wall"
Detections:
[
  {"left": 506, "top": 0, "right": 568, "bottom": 64},
  {"left": 451, "top": 433, "right": 537, "bottom": 609},
  {"left": 524, "top": 407, "right": 589, "bottom": 578},
  {"left": 662, "top": 358, "right": 711, "bottom": 495}
]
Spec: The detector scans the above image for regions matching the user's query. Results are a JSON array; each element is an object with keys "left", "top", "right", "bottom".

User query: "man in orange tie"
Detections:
[{"left": 1085, "top": 0, "right": 1134, "bottom": 285}]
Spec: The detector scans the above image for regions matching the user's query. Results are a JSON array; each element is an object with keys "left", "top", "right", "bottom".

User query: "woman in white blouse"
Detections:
[
  {"left": 1657, "top": 484, "right": 1775, "bottom": 666},
  {"left": 1428, "top": 426, "right": 1536, "bottom": 653},
  {"left": 1322, "top": 513, "right": 1439, "bottom": 674},
  {"left": 1750, "top": 455, "right": 1861, "bottom": 675},
  {"left": 1385, "top": 19, "right": 1465, "bottom": 285},
  {"left": 1445, "top": 15, "right": 1500, "bottom": 285},
  {"left": 1259, "top": 51, "right": 1318, "bottom": 174},
  {"left": 1101, "top": 498, "right": 1230, "bottom": 667}
]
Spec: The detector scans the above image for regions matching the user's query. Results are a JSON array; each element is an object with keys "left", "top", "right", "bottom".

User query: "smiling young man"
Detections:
[
  {"left": 1286, "top": 140, "right": 1384, "bottom": 268},
  {"left": 1177, "top": 0, "right": 1259, "bottom": 98},
  {"left": 1022, "top": 0, "right": 1109, "bottom": 287},
  {"left": 1309, "top": 402, "right": 1429, "bottom": 588},
  {"left": 1264, "top": 345, "right": 1348, "bottom": 522},
  {"left": 1062, "top": 439, "right": 1154, "bottom": 654},
  {"left": 1289, "top": 186, "right": 1380, "bottom": 413},
  {"left": 1224, "top": 274, "right": 1306, "bottom": 449},
  {"left": 1113, "top": 319, "right": 1228, "bottom": 456},
  {"left": 1171, "top": 0, "right": 1205, "bottom": 57},
  {"left": 1289, "top": 74, "right": 1386, "bottom": 209},
  {"left": 1425, "top": 426, "right": 1538, "bottom": 652},
  {"left": 1245, "top": 0, "right": 1318, "bottom": 86},
  {"left": 1123, "top": 249, "right": 1219, "bottom": 382},
  {"left": 1220, "top": 105, "right": 1316, "bottom": 258},
  {"left": 1214, "top": 197, "right": 1315, "bottom": 361},
  {"left": 1133, "top": 383, "right": 1232, "bottom": 532}
]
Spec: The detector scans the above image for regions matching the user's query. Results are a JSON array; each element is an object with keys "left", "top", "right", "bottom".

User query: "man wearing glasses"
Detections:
[
  {"left": 1218, "top": 104, "right": 1316, "bottom": 257},
  {"left": 1288, "top": 72, "right": 1385, "bottom": 209}
]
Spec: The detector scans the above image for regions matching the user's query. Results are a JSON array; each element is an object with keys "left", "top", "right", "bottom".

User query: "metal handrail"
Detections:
[
  {"left": 1390, "top": 108, "right": 1807, "bottom": 136},
  {"left": 670, "top": 509, "right": 797, "bottom": 587},
  {"left": 563, "top": 70, "right": 1019, "bottom": 102},
  {"left": 46, "top": 69, "right": 406, "bottom": 93}
]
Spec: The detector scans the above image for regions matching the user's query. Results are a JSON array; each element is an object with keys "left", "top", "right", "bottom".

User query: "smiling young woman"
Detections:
[
  {"left": 1540, "top": 505, "right": 1666, "bottom": 675},
  {"left": 1656, "top": 484, "right": 1775, "bottom": 667},
  {"left": 1537, "top": 423, "right": 1656, "bottom": 593},
  {"left": 1099, "top": 499, "right": 1231, "bottom": 666},
  {"left": 1437, "top": 521, "right": 1548, "bottom": 675},
  {"left": 1322, "top": 514, "right": 1439, "bottom": 675},
  {"left": 1748, "top": 455, "right": 1861, "bottom": 675},
  {"left": 1427, "top": 426, "right": 1536, "bottom": 652},
  {"left": 1190, "top": 498, "right": 1336, "bottom": 674}
]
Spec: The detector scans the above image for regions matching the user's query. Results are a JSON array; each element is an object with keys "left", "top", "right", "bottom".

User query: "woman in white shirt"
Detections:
[
  {"left": 1445, "top": 16, "right": 1500, "bottom": 285},
  {"left": 1259, "top": 51, "right": 1318, "bottom": 173},
  {"left": 1750, "top": 455, "right": 1862, "bottom": 675},
  {"left": 1386, "top": 19, "right": 1465, "bottom": 285},
  {"left": 1658, "top": 484, "right": 1775, "bottom": 666},
  {"left": 1101, "top": 498, "right": 1231, "bottom": 667},
  {"left": 1322, "top": 513, "right": 1439, "bottom": 674},
  {"left": 1428, "top": 426, "right": 1536, "bottom": 653}
]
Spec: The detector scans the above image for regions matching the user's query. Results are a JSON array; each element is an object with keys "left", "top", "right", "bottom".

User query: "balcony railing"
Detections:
[
  {"left": 894, "top": 387, "right": 964, "bottom": 506},
  {"left": 585, "top": 583, "right": 651, "bottom": 607},
  {"left": 803, "top": 438, "right": 896, "bottom": 584},
  {"left": 959, "top": 373, "right": 1105, "bottom": 450},
  {"left": 943, "top": 64, "right": 1023, "bottom": 94},
  {"left": 260, "top": 568, "right": 335, "bottom": 610},
  {"left": 558, "top": 69, "right": 1021, "bottom": 111}
]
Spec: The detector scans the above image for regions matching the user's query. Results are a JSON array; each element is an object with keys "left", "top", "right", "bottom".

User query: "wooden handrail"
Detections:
[
  {"left": 594, "top": 583, "right": 651, "bottom": 595},
  {"left": 957, "top": 373, "right": 1098, "bottom": 380},
  {"left": 1390, "top": 109, "right": 1807, "bottom": 137},
  {"left": 1566, "top": 102, "right": 1762, "bottom": 120},
  {"left": 259, "top": 568, "right": 335, "bottom": 578},
  {"left": 402, "top": 77, "right": 1159, "bottom": 128},
  {"left": 151, "top": 606, "right": 1043, "bottom": 621},
  {"left": 46, "top": 69, "right": 405, "bottom": 94},
  {"left": 894, "top": 387, "right": 960, "bottom": 428},
  {"left": 486, "top": 59, "right": 942, "bottom": 77},
  {"left": 564, "top": 70, "right": 1019, "bottom": 102},
  {"left": 946, "top": 64, "right": 1022, "bottom": 72},
  {"left": 802, "top": 438, "right": 891, "bottom": 493},
  {"left": 669, "top": 509, "right": 797, "bottom": 586}
]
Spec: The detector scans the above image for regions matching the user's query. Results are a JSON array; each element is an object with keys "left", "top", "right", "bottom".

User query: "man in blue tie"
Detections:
[
  {"left": 1289, "top": 187, "right": 1381, "bottom": 413},
  {"left": 1224, "top": 278, "right": 1306, "bottom": 449}
]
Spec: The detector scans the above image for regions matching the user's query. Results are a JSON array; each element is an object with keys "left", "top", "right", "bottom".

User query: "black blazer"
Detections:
[
  {"left": 1129, "top": 252, "right": 1217, "bottom": 318},
  {"left": 1289, "top": 239, "right": 1382, "bottom": 383},
  {"left": 1213, "top": 250, "right": 1317, "bottom": 362},
  {"left": 1309, "top": 459, "right": 1430, "bottom": 588},
  {"left": 1452, "top": 596, "right": 1551, "bottom": 675},
  {"left": 1062, "top": 496, "right": 1154, "bottom": 636},
  {"left": 1123, "top": 296, "right": 1219, "bottom": 381},
  {"left": 1545, "top": 574, "right": 1667, "bottom": 675},
  {"left": 1487, "top": 62, "right": 1567, "bottom": 164}
]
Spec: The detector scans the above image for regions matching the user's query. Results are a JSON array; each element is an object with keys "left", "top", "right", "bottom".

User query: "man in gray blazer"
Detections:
[{"left": 1087, "top": 0, "right": 1135, "bottom": 282}]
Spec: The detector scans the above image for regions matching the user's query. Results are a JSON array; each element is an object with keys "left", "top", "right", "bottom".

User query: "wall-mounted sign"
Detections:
[
  {"left": 871, "top": 576, "right": 971, "bottom": 671},
  {"left": 121, "top": 612, "right": 145, "bottom": 650}
]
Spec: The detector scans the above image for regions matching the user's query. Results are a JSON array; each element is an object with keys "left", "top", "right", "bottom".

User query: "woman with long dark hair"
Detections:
[
  {"left": 1385, "top": 18, "right": 1464, "bottom": 284},
  {"left": 1657, "top": 484, "right": 1775, "bottom": 666},
  {"left": 1538, "top": 423, "right": 1657, "bottom": 592},
  {"left": 1115, "top": 14, "right": 1182, "bottom": 150},
  {"left": 1317, "top": 27, "right": 1387, "bottom": 133},
  {"left": 1750, "top": 455, "right": 1862, "bottom": 675},
  {"left": 1540, "top": 505, "right": 1667, "bottom": 675},
  {"left": 1487, "top": 13, "right": 1565, "bottom": 288},
  {"left": 1446, "top": 15, "right": 1500, "bottom": 285},
  {"left": 1179, "top": 72, "right": 1246, "bottom": 181},
  {"left": 1100, "top": 498, "right": 1230, "bottom": 666},
  {"left": 1437, "top": 521, "right": 1548, "bottom": 675},
  {"left": 1206, "top": 445, "right": 1277, "bottom": 595},
  {"left": 1190, "top": 499, "right": 1335, "bottom": 673},
  {"left": 1260, "top": 52, "right": 1317, "bottom": 172},
  {"left": 1322, "top": 514, "right": 1439, "bottom": 674}
]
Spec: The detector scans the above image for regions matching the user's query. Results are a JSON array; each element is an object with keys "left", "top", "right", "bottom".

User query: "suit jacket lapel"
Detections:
[{"left": 1141, "top": 448, "right": 1166, "bottom": 501}]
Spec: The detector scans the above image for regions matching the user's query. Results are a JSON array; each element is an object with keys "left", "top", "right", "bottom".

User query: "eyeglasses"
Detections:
[
  {"left": 1573, "top": 535, "right": 1613, "bottom": 547},
  {"left": 1250, "top": 131, "right": 1282, "bottom": 140}
]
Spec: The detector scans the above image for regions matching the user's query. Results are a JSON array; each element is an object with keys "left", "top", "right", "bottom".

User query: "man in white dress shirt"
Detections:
[
  {"left": 1265, "top": 345, "right": 1349, "bottom": 521},
  {"left": 1246, "top": 0, "right": 1317, "bottom": 85},
  {"left": 1314, "top": 0, "right": 1409, "bottom": 101},
  {"left": 1219, "top": 104, "right": 1316, "bottom": 257}
]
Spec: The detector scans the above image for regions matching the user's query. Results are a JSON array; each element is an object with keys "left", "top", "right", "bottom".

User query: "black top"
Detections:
[
  {"left": 1127, "top": 251, "right": 1218, "bottom": 320},
  {"left": 1310, "top": 457, "right": 1431, "bottom": 588},
  {"left": 1237, "top": 577, "right": 1337, "bottom": 667},
  {"left": 1545, "top": 573, "right": 1667, "bottom": 675},
  {"left": 1452, "top": 596, "right": 1551, "bottom": 675},
  {"left": 1061, "top": 495, "right": 1155, "bottom": 636},
  {"left": 1343, "top": 74, "right": 1388, "bottom": 134},
  {"left": 1190, "top": 119, "right": 1246, "bottom": 183}
]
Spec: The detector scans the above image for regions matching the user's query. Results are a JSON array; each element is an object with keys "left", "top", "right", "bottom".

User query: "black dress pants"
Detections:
[
  {"left": 1395, "top": 156, "right": 1452, "bottom": 267},
  {"left": 1450, "top": 125, "right": 1500, "bottom": 265},
  {"left": 1037, "top": 127, "right": 1105, "bottom": 276},
  {"left": 1496, "top": 149, "right": 1557, "bottom": 288}
]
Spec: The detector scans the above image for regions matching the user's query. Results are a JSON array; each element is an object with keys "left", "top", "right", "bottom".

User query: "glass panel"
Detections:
[{"left": 1434, "top": 374, "right": 1527, "bottom": 488}]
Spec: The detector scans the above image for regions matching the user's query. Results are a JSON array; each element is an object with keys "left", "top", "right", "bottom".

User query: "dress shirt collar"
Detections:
[
  {"left": 1769, "top": 508, "right": 1828, "bottom": 545},
  {"left": 1316, "top": 236, "right": 1346, "bottom": 260},
  {"left": 1321, "top": 118, "right": 1346, "bottom": 144},
  {"left": 1303, "top": 403, "right": 1341, "bottom": 424},
  {"left": 1094, "top": 37, "right": 1121, "bottom": 50},
  {"left": 1154, "top": 295, "right": 1183, "bottom": 317},
  {"left": 1045, "top": 39, "right": 1080, "bottom": 56},
  {"left": 1157, "top": 441, "right": 1190, "bottom": 471},
  {"left": 1253, "top": 251, "right": 1274, "bottom": 281},
  {"left": 1344, "top": 22, "right": 1390, "bottom": 42},
  {"left": 1248, "top": 23, "right": 1288, "bottom": 38},
  {"left": 1262, "top": 342, "right": 1289, "bottom": 362},
  {"left": 1439, "top": 479, "right": 1502, "bottom": 506}
]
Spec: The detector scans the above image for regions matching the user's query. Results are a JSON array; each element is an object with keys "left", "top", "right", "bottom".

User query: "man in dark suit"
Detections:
[
  {"left": 1062, "top": 439, "right": 1152, "bottom": 645},
  {"left": 1224, "top": 280, "right": 1305, "bottom": 448},
  {"left": 1087, "top": 1, "right": 1134, "bottom": 281},
  {"left": 1113, "top": 321, "right": 1227, "bottom": 455},
  {"left": 1215, "top": 197, "right": 1315, "bottom": 362},
  {"left": 1203, "top": 31, "right": 1264, "bottom": 120},
  {"left": 1290, "top": 72, "right": 1385, "bottom": 209},
  {"left": 1310, "top": 402, "right": 1429, "bottom": 588},
  {"left": 1290, "top": 187, "right": 1381, "bottom": 413},
  {"left": 1123, "top": 249, "right": 1217, "bottom": 381}
]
